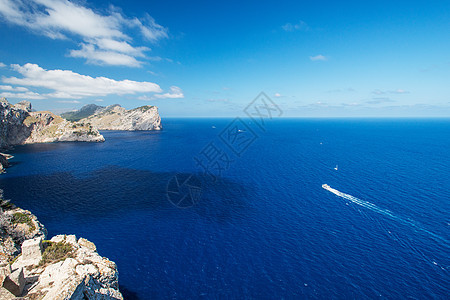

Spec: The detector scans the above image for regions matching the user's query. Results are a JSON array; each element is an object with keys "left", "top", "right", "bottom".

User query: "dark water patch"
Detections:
[
  {"left": 119, "top": 285, "right": 140, "bottom": 300},
  {"left": 0, "top": 165, "right": 253, "bottom": 224}
]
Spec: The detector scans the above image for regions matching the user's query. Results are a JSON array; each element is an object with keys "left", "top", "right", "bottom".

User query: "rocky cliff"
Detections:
[
  {"left": 0, "top": 153, "right": 13, "bottom": 174},
  {"left": 77, "top": 104, "right": 162, "bottom": 131},
  {"left": 0, "top": 98, "right": 105, "bottom": 149},
  {"left": 0, "top": 196, "right": 123, "bottom": 299}
]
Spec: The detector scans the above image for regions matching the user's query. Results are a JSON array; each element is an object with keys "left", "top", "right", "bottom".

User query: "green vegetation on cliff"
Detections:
[
  {"left": 40, "top": 241, "right": 75, "bottom": 266},
  {"left": 11, "top": 212, "right": 36, "bottom": 232}
]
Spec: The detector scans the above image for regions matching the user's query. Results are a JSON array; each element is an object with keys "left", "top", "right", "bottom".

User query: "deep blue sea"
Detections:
[{"left": 1, "top": 118, "right": 449, "bottom": 299}]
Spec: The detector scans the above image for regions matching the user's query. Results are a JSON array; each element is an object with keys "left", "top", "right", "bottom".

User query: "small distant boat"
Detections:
[
  {"left": 238, "top": 129, "right": 246, "bottom": 133},
  {"left": 212, "top": 126, "right": 216, "bottom": 129},
  {"left": 334, "top": 165, "right": 338, "bottom": 171}
]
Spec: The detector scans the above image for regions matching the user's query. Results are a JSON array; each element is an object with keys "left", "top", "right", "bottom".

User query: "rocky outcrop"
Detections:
[
  {"left": 23, "top": 111, "right": 105, "bottom": 144},
  {"left": 14, "top": 101, "right": 32, "bottom": 112},
  {"left": 0, "top": 204, "right": 47, "bottom": 265},
  {"left": 9, "top": 235, "right": 123, "bottom": 300},
  {"left": 0, "top": 98, "right": 105, "bottom": 149},
  {"left": 0, "top": 196, "right": 123, "bottom": 299},
  {"left": 0, "top": 153, "right": 12, "bottom": 174},
  {"left": 0, "top": 98, "right": 32, "bottom": 148},
  {"left": 78, "top": 104, "right": 162, "bottom": 131}
]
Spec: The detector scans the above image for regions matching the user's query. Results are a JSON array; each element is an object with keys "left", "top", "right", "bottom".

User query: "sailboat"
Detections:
[{"left": 334, "top": 165, "right": 338, "bottom": 171}]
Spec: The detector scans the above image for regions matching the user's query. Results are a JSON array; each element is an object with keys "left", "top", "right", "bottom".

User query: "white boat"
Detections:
[{"left": 334, "top": 165, "right": 338, "bottom": 170}]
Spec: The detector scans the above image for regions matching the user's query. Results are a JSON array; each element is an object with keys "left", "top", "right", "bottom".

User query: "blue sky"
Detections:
[{"left": 0, "top": 0, "right": 449, "bottom": 117}]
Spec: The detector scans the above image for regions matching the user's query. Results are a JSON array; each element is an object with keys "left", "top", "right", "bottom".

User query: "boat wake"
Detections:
[{"left": 322, "top": 184, "right": 449, "bottom": 248}]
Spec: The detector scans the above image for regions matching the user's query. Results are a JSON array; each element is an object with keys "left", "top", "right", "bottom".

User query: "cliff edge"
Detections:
[{"left": 0, "top": 195, "right": 123, "bottom": 299}]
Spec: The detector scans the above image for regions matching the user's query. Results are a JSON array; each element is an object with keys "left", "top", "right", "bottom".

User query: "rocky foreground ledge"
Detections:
[{"left": 0, "top": 198, "right": 123, "bottom": 299}]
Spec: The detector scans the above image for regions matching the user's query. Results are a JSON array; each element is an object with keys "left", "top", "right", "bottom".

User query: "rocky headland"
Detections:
[
  {"left": 67, "top": 104, "right": 162, "bottom": 131},
  {"left": 0, "top": 98, "right": 104, "bottom": 149},
  {"left": 0, "top": 196, "right": 123, "bottom": 299}
]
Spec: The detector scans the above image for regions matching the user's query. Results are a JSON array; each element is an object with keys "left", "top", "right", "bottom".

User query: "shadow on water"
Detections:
[
  {"left": 0, "top": 165, "right": 253, "bottom": 223},
  {"left": 7, "top": 141, "right": 98, "bottom": 154},
  {"left": 119, "top": 285, "right": 140, "bottom": 300},
  {"left": 0, "top": 165, "right": 254, "bottom": 299}
]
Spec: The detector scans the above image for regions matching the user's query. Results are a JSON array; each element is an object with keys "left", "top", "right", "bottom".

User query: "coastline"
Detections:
[
  {"left": 0, "top": 99, "right": 164, "bottom": 299},
  {"left": 0, "top": 197, "right": 123, "bottom": 299},
  {"left": 0, "top": 99, "right": 164, "bottom": 298}
]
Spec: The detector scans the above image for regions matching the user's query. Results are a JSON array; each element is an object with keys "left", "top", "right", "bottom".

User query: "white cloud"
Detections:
[
  {"left": 0, "top": 0, "right": 168, "bottom": 67},
  {"left": 0, "top": 62, "right": 6, "bottom": 68},
  {"left": 0, "top": 91, "right": 45, "bottom": 100},
  {"left": 0, "top": 85, "right": 29, "bottom": 92},
  {"left": 137, "top": 95, "right": 154, "bottom": 101},
  {"left": 282, "top": 21, "right": 309, "bottom": 32},
  {"left": 392, "top": 89, "right": 409, "bottom": 94},
  {"left": 69, "top": 43, "right": 143, "bottom": 67},
  {"left": 372, "top": 89, "right": 409, "bottom": 95},
  {"left": 131, "top": 14, "right": 168, "bottom": 42},
  {"left": 154, "top": 86, "right": 184, "bottom": 99},
  {"left": 341, "top": 102, "right": 361, "bottom": 107},
  {"left": 3, "top": 63, "right": 162, "bottom": 99},
  {"left": 274, "top": 93, "right": 282, "bottom": 98},
  {"left": 95, "top": 99, "right": 104, "bottom": 102},
  {"left": 93, "top": 38, "right": 149, "bottom": 56},
  {"left": 310, "top": 55, "right": 328, "bottom": 61},
  {"left": 372, "top": 89, "right": 385, "bottom": 95},
  {"left": 138, "top": 86, "right": 184, "bottom": 100},
  {"left": 55, "top": 100, "right": 80, "bottom": 104}
]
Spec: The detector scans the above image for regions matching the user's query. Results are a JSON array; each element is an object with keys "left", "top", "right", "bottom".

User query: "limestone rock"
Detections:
[
  {"left": 79, "top": 237, "right": 97, "bottom": 252},
  {"left": 14, "top": 101, "right": 32, "bottom": 112},
  {"left": 20, "top": 237, "right": 43, "bottom": 266},
  {"left": 22, "top": 235, "right": 123, "bottom": 300},
  {"left": 2, "top": 267, "right": 25, "bottom": 296},
  {"left": 1, "top": 206, "right": 123, "bottom": 300},
  {"left": 0, "top": 264, "right": 12, "bottom": 277},
  {"left": 23, "top": 111, "right": 105, "bottom": 144},
  {"left": 0, "top": 206, "right": 47, "bottom": 265},
  {"left": 79, "top": 104, "right": 162, "bottom": 131},
  {"left": 0, "top": 98, "right": 105, "bottom": 149},
  {"left": 0, "top": 286, "right": 15, "bottom": 300}
]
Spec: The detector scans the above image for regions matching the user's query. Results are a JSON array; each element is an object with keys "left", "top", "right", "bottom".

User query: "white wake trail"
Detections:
[{"left": 322, "top": 184, "right": 449, "bottom": 247}]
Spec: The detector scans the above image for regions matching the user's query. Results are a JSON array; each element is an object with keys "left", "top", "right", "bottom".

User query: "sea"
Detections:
[{"left": 1, "top": 118, "right": 449, "bottom": 299}]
